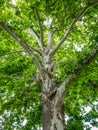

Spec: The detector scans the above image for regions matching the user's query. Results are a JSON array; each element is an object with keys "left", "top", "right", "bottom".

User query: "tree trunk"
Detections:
[
  {"left": 42, "top": 87, "right": 65, "bottom": 130},
  {"left": 39, "top": 51, "right": 66, "bottom": 130}
]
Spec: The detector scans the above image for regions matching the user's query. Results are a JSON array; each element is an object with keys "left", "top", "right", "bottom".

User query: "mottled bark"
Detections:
[
  {"left": 38, "top": 50, "right": 66, "bottom": 130},
  {"left": 42, "top": 85, "right": 65, "bottom": 130}
]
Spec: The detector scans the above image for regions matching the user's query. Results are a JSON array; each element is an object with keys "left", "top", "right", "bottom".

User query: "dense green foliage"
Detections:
[{"left": 0, "top": 0, "right": 98, "bottom": 129}]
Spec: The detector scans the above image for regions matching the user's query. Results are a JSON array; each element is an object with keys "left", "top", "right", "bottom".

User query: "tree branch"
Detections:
[
  {"left": 35, "top": 9, "right": 44, "bottom": 49},
  {"left": 47, "top": 32, "right": 53, "bottom": 49},
  {"left": 0, "top": 47, "right": 39, "bottom": 57},
  {"left": 44, "top": 16, "right": 55, "bottom": 49},
  {"left": 88, "top": 79, "right": 98, "bottom": 90},
  {"left": 27, "top": 45, "right": 42, "bottom": 55},
  {"left": 0, "top": 22, "right": 35, "bottom": 53},
  {"left": 29, "top": 27, "right": 43, "bottom": 50},
  {"left": 6, "top": 3, "right": 44, "bottom": 51},
  {"left": 0, "top": 50, "right": 26, "bottom": 57},
  {"left": 52, "top": 1, "right": 98, "bottom": 55},
  {"left": 0, "top": 22, "right": 43, "bottom": 73},
  {"left": 55, "top": 43, "right": 98, "bottom": 107}
]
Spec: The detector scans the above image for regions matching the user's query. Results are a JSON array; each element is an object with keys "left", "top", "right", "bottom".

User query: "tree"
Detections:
[{"left": 0, "top": 0, "right": 98, "bottom": 130}]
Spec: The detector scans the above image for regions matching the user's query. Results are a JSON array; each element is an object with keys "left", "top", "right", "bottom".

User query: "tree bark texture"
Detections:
[
  {"left": 37, "top": 51, "right": 66, "bottom": 130},
  {"left": 42, "top": 98, "right": 65, "bottom": 130},
  {"left": 41, "top": 77, "right": 65, "bottom": 130}
]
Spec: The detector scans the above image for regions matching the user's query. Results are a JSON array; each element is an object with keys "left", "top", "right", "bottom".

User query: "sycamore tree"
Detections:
[{"left": 0, "top": 0, "right": 98, "bottom": 130}]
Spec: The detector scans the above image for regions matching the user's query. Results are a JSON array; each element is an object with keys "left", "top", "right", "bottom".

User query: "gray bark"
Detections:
[
  {"left": 36, "top": 49, "right": 65, "bottom": 130},
  {"left": 42, "top": 98, "right": 65, "bottom": 130}
]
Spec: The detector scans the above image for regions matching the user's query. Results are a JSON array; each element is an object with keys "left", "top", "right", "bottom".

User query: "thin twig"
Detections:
[{"left": 0, "top": 50, "right": 26, "bottom": 57}]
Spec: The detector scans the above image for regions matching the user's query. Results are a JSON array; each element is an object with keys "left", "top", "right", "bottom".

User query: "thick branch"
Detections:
[
  {"left": 47, "top": 32, "right": 53, "bottom": 49},
  {"left": 47, "top": 29, "right": 56, "bottom": 49},
  {"left": 55, "top": 43, "right": 98, "bottom": 107},
  {"left": 35, "top": 9, "right": 44, "bottom": 49},
  {"left": 0, "top": 22, "right": 43, "bottom": 73},
  {"left": 45, "top": 16, "right": 55, "bottom": 49},
  {"left": 52, "top": 1, "right": 98, "bottom": 55}
]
